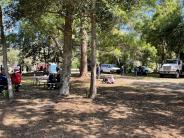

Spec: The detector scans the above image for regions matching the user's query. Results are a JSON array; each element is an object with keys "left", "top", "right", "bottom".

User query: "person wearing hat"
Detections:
[{"left": 11, "top": 68, "right": 22, "bottom": 92}]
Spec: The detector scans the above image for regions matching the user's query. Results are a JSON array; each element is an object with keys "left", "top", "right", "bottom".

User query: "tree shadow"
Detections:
[
  {"left": 94, "top": 82, "right": 184, "bottom": 137},
  {"left": 0, "top": 78, "right": 184, "bottom": 137}
]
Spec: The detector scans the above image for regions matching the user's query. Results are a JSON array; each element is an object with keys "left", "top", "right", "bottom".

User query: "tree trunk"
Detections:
[
  {"left": 88, "top": 0, "right": 97, "bottom": 99},
  {"left": 59, "top": 6, "right": 73, "bottom": 96},
  {"left": 161, "top": 41, "right": 166, "bottom": 64},
  {"left": 0, "top": 6, "right": 14, "bottom": 99},
  {"left": 80, "top": 18, "right": 88, "bottom": 78}
]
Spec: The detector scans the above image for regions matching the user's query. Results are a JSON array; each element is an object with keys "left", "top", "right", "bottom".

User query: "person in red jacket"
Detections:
[{"left": 11, "top": 69, "right": 21, "bottom": 92}]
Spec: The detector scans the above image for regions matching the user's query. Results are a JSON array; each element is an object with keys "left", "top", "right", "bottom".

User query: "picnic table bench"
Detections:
[{"left": 33, "top": 75, "right": 61, "bottom": 89}]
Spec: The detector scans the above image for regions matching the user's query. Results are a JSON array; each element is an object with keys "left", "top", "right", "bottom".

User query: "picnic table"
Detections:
[{"left": 33, "top": 75, "right": 49, "bottom": 86}]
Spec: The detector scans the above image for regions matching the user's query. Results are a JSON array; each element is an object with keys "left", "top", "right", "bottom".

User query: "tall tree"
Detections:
[
  {"left": 16, "top": 0, "right": 79, "bottom": 96},
  {"left": 80, "top": 18, "right": 88, "bottom": 78},
  {"left": 0, "top": 2, "right": 14, "bottom": 99},
  {"left": 60, "top": 3, "right": 74, "bottom": 96},
  {"left": 89, "top": 0, "right": 97, "bottom": 99}
]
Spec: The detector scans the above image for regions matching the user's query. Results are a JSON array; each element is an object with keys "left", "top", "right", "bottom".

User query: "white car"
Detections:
[{"left": 100, "top": 64, "right": 120, "bottom": 73}]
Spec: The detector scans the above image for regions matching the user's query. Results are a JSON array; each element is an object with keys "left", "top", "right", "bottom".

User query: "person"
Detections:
[
  {"left": 56, "top": 66, "right": 60, "bottom": 72},
  {"left": 120, "top": 66, "right": 124, "bottom": 76},
  {"left": 43, "top": 67, "right": 49, "bottom": 76},
  {"left": 56, "top": 73, "right": 61, "bottom": 83},
  {"left": 40, "top": 66, "right": 43, "bottom": 71},
  {"left": 108, "top": 75, "right": 115, "bottom": 84},
  {"left": 0, "top": 69, "right": 8, "bottom": 93},
  {"left": 47, "top": 73, "right": 56, "bottom": 89},
  {"left": 96, "top": 64, "right": 101, "bottom": 79},
  {"left": 11, "top": 69, "right": 22, "bottom": 92},
  {"left": 102, "top": 75, "right": 115, "bottom": 84},
  {"left": 134, "top": 66, "right": 138, "bottom": 76}
]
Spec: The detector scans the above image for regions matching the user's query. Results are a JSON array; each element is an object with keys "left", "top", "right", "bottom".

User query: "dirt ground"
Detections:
[{"left": 0, "top": 75, "right": 184, "bottom": 138}]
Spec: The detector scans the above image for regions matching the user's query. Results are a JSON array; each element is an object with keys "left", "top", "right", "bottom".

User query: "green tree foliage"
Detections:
[
  {"left": 141, "top": 0, "right": 183, "bottom": 62},
  {"left": 7, "top": 48, "right": 19, "bottom": 67},
  {"left": 98, "top": 29, "right": 157, "bottom": 70},
  {"left": 17, "top": 21, "right": 63, "bottom": 64}
]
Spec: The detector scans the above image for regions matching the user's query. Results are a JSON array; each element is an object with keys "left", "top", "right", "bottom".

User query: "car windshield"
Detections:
[
  {"left": 111, "top": 64, "right": 118, "bottom": 67},
  {"left": 165, "top": 60, "right": 178, "bottom": 64}
]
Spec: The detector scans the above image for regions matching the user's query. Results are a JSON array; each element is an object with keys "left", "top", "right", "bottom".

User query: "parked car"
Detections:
[
  {"left": 100, "top": 64, "right": 120, "bottom": 73},
  {"left": 132, "top": 66, "right": 152, "bottom": 76}
]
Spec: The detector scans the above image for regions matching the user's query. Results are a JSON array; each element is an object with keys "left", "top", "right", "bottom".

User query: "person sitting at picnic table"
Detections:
[
  {"left": 102, "top": 75, "right": 115, "bottom": 84},
  {"left": 47, "top": 73, "right": 57, "bottom": 89},
  {"left": 56, "top": 72, "right": 61, "bottom": 83},
  {"left": 0, "top": 69, "right": 8, "bottom": 93},
  {"left": 11, "top": 68, "right": 22, "bottom": 92}
]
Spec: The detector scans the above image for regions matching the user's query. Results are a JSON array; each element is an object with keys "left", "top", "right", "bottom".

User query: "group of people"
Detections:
[
  {"left": 96, "top": 64, "right": 116, "bottom": 84},
  {"left": 0, "top": 68, "right": 22, "bottom": 93}
]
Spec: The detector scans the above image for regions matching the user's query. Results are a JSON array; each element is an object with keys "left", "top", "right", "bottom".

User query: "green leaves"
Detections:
[
  {"left": 0, "top": 0, "right": 11, "bottom": 6},
  {"left": 139, "top": 0, "right": 183, "bottom": 61}
]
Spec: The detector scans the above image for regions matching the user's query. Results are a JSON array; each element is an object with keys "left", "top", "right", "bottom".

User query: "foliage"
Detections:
[
  {"left": 140, "top": 0, "right": 183, "bottom": 62},
  {"left": 97, "top": 28, "right": 157, "bottom": 70},
  {"left": 7, "top": 48, "right": 19, "bottom": 66},
  {"left": 72, "top": 57, "right": 80, "bottom": 69}
]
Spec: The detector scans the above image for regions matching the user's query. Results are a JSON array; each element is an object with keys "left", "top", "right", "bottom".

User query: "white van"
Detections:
[{"left": 100, "top": 64, "right": 120, "bottom": 73}]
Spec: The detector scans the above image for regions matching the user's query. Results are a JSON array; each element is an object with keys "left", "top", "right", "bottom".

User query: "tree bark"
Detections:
[
  {"left": 161, "top": 41, "right": 166, "bottom": 64},
  {"left": 80, "top": 18, "right": 88, "bottom": 78},
  {"left": 0, "top": 6, "right": 14, "bottom": 99},
  {"left": 59, "top": 5, "right": 73, "bottom": 96},
  {"left": 88, "top": 0, "right": 97, "bottom": 99}
]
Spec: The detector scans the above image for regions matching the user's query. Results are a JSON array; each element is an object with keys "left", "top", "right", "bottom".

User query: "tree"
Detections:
[
  {"left": 79, "top": 18, "right": 88, "bottom": 78},
  {"left": 60, "top": 3, "right": 74, "bottom": 96},
  {"left": 141, "top": 0, "right": 182, "bottom": 62},
  {"left": 0, "top": 1, "right": 14, "bottom": 99},
  {"left": 17, "top": 21, "right": 62, "bottom": 65},
  {"left": 16, "top": 0, "right": 80, "bottom": 95},
  {"left": 88, "top": 0, "right": 97, "bottom": 99}
]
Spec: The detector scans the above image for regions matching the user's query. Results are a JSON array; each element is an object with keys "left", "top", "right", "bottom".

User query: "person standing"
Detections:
[
  {"left": 134, "top": 66, "right": 138, "bottom": 76},
  {"left": 11, "top": 69, "right": 22, "bottom": 92},
  {"left": 96, "top": 64, "right": 101, "bottom": 79},
  {"left": 120, "top": 65, "right": 124, "bottom": 76}
]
